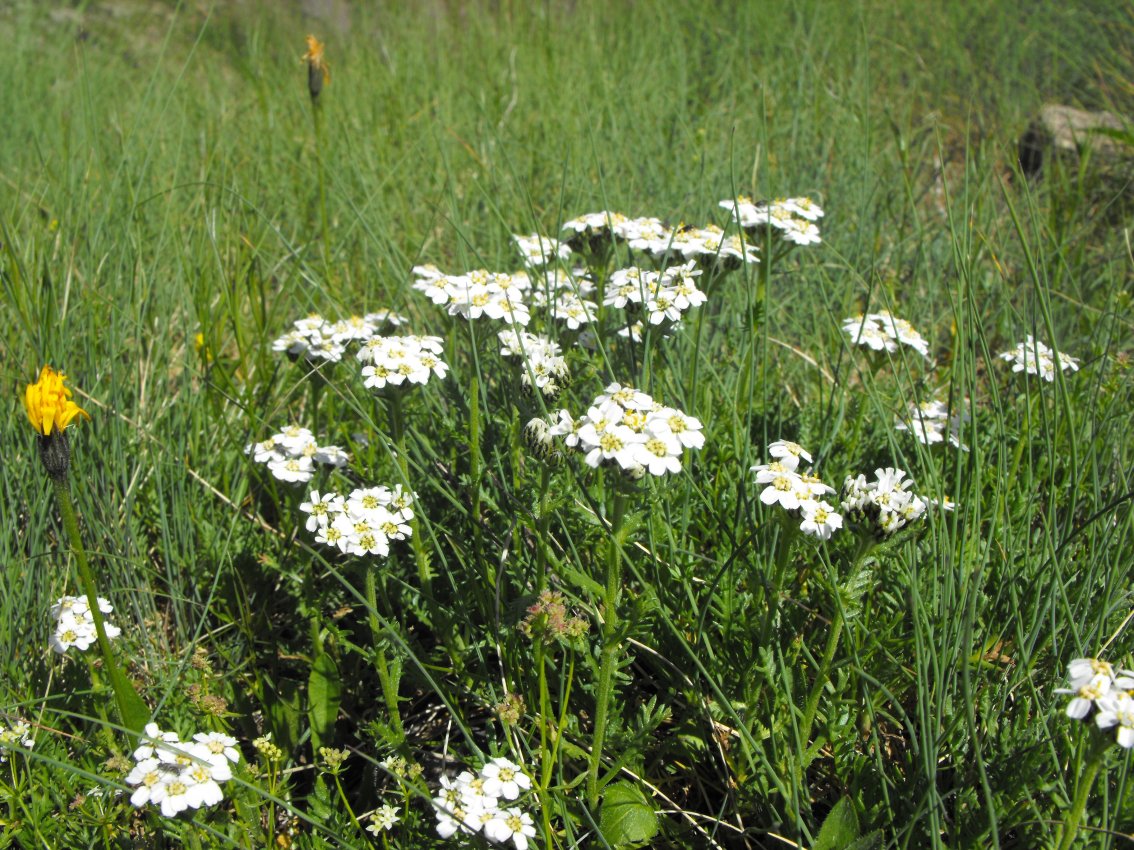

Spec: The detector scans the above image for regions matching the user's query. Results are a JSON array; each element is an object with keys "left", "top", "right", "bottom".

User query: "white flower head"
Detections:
[
  {"left": 50, "top": 595, "right": 121, "bottom": 655},
  {"left": 840, "top": 467, "right": 928, "bottom": 537},
  {"left": 513, "top": 233, "right": 572, "bottom": 267},
  {"left": 998, "top": 335, "right": 1079, "bottom": 382},
  {"left": 842, "top": 311, "right": 931, "bottom": 360},
  {"left": 479, "top": 757, "right": 532, "bottom": 801},
  {"left": 367, "top": 803, "right": 401, "bottom": 834},
  {"left": 485, "top": 807, "right": 537, "bottom": 850}
]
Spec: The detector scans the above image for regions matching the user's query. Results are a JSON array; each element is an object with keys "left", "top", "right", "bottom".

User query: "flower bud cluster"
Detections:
[
  {"left": 49, "top": 595, "right": 121, "bottom": 654},
  {"left": 550, "top": 383, "right": 704, "bottom": 477},
  {"left": 498, "top": 330, "right": 570, "bottom": 399},
  {"left": 301, "top": 485, "right": 415, "bottom": 558},
  {"left": 519, "top": 590, "right": 588, "bottom": 646},
  {"left": 751, "top": 441, "right": 843, "bottom": 540},
  {"left": 357, "top": 334, "right": 450, "bottom": 390},
  {"left": 1056, "top": 658, "right": 1134, "bottom": 747},
  {"left": 719, "top": 196, "right": 823, "bottom": 245},
  {"left": 272, "top": 311, "right": 408, "bottom": 364},
  {"left": 841, "top": 312, "right": 931, "bottom": 359},
  {"left": 244, "top": 425, "right": 348, "bottom": 484},
  {"left": 125, "top": 723, "right": 240, "bottom": 817},
  {"left": 841, "top": 468, "right": 927, "bottom": 537},
  {"left": 433, "top": 757, "right": 537, "bottom": 848},
  {"left": 998, "top": 336, "right": 1080, "bottom": 382}
]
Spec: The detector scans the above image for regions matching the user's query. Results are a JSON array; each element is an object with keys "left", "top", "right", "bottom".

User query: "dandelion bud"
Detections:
[
  {"left": 36, "top": 430, "right": 71, "bottom": 481},
  {"left": 303, "top": 35, "right": 330, "bottom": 101}
]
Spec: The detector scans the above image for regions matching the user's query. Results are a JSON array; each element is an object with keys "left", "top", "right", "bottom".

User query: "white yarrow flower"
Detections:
[{"left": 998, "top": 335, "right": 1079, "bottom": 382}]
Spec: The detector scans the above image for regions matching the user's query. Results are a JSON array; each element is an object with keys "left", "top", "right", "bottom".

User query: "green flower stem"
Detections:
[
  {"left": 52, "top": 476, "right": 149, "bottom": 734},
  {"left": 1057, "top": 732, "right": 1111, "bottom": 850},
  {"left": 534, "top": 464, "right": 552, "bottom": 594},
  {"left": 387, "top": 393, "right": 431, "bottom": 594},
  {"left": 761, "top": 514, "right": 798, "bottom": 645},
  {"left": 468, "top": 374, "right": 483, "bottom": 536},
  {"left": 587, "top": 488, "right": 628, "bottom": 807},
  {"left": 535, "top": 641, "right": 555, "bottom": 850},
  {"left": 330, "top": 771, "right": 364, "bottom": 836},
  {"left": 795, "top": 540, "right": 874, "bottom": 783},
  {"left": 308, "top": 371, "right": 324, "bottom": 439},
  {"left": 797, "top": 600, "right": 843, "bottom": 760},
  {"left": 364, "top": 567, "right": 404, "bottom": 741},
  {"left": 309, "top": 98, "right": 331, "bottom": 277}
]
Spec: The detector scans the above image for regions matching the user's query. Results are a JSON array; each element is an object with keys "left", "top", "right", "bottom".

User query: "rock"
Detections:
[{"left": 1018, "top": 104, "right": 1130, "bottom": 177}]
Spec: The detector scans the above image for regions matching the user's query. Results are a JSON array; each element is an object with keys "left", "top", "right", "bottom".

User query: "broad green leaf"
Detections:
[
  {"left": 308, "top": 650, "right": 341, "bottom": 753},
  {"left": 845, "top": 831, "right": 883, "bottom": 850},
  {"left": 813, "top": 797, "right": 859, "bottom": 850},
  {"left": 599, "top": 781, "right": 659, "bottom": 847}
]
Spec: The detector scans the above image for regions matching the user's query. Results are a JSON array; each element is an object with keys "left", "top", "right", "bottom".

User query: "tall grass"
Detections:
[{"left": 1, "top": 1, "right": 1132, "bottom": 847}]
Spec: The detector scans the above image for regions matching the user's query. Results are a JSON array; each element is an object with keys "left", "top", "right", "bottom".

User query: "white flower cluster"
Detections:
[
  {"left": 719, "top": 196, "right": 824, "bottom": 245},
  {"left": 0, "top": 719, "right": 33, "bottom": 762},
  {"left": 604, "top": 262, "right": 707, "bottom": 325},
  {"left": 894, "top": 396, "right": 969, "bottom": 450},
  {"left": 271, "top": 311, "right": 408, "bottom": 364},
  {"left": 841, "top": 468, "right": 927, "bottom": 536},
  {"left": 561, "top": 210, "right": 628, "bottom": 239},
  {"left": 561, "top": 213, "right": 759, "bottom": 266},
  {"left": 842, "top": 312, "right": 931, "bottom": 359},
  {"left": 301, "top": 485, "right": 414, "bottom": 558},
  {"left": 244, "top": 425, "right": 348, "bottom": 484},
  {"left": 751, "top": 441, "right": 843, "bottom": 540},
  {"left": 50, "top": 595, "right": 121, "bottom": 654},
  {"left": 550, "top": 383, "right": 704, "bottom": 476},
  {"left": 498, "top": 330, "right": 569, "bottom": 398},
  {"left": 998, "top": 336, "right": 1080, "bottom": 382},
  {"left": 413, "top": 263, "right": 601, "bottom": 334},
  {"left": 125, "top": 723, "right": 240, "bottom": 818},
  {"left": 432, "top": 757, "right": 537, "bottom": 849},
  {"left": 357, "top": 334, "right": 450, "bottom": 390},
  {"left": 1056, "top": 658, "right": 1134, "bottom": 747},
  {"left": 524, "top": 268, "right": 598, "bottom": 330},
  {"left": 513, "top": 233, "right": 572, "bottom": 267},
  {"left": 413, "top": 266, "right": 533, "bottom": 326}
]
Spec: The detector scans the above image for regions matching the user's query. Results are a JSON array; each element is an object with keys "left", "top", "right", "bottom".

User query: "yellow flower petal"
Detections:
[{"left": 24, "top": 365, "right": 90, "bottom": 436}]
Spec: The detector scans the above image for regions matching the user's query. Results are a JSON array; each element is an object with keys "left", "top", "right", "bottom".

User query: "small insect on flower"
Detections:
[{"left": 303, "top": 35, "right": 330, "bottom": 100}]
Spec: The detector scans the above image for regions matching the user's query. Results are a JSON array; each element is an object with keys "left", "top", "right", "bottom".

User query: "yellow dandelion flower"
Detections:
[{"left": 24, "top": 365, "right": 90, "bottom": 436}]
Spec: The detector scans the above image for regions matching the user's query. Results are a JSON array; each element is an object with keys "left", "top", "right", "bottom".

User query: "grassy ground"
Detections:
[{"left": 2, "top": 0, "right": 1133, "bottom": 847}]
